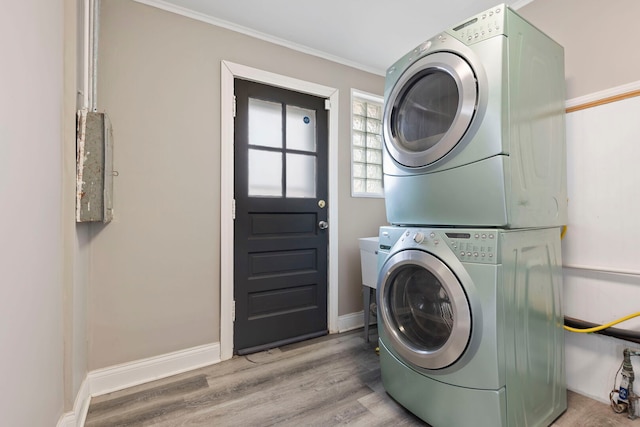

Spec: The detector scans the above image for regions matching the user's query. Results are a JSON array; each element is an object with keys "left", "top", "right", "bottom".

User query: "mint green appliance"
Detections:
[
  {"left": 377, "top": 225, "right": 566, "bottom": 426},
  {"left": 382, "top": 4, "right": 566, "bottom": 227}
]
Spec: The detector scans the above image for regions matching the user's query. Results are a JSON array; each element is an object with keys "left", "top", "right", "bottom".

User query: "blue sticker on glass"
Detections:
[{"left": 303, "top": 116, "right": 310, "bottom": 124}]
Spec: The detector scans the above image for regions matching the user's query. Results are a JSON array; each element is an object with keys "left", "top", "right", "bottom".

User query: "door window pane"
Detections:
[
  {"left": 286, "top": 153, "right": 316, "bottom": 198},
  {"left": 248, "top": 149, "right": 282, "bottom": 197},
  {"left": 388, "top": 265, "right": 454, "bottom": 352},
  {"left": 249, "top": 98, "right": 282, "bottom": 149},
  {"left": 286, "top": 106, "right": 316, "bottom": 152}
]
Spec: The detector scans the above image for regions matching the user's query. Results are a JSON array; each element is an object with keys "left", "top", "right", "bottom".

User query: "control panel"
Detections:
[
  {"left": 447, "top": 4, "right": 507, "bottom": 45},
  {"left": 442, "top": 231, "right": 499, "bottom": 264},
  {"left": 389, "top": 227, "right": 500, "bottom": 264}
]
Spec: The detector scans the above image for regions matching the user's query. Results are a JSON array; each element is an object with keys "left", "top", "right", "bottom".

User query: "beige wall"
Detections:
[
  {"left": 63, "top": 0, "right": 90, "bottom": 412},
  {"left": 93, "top": 0, "right": 386, "bottom": 369},
  {"left": 0, "top": 0, "right": 65, "bottom": 424},
  {"left": 519, "top": 0, "right": 640, "bottom": 99}
]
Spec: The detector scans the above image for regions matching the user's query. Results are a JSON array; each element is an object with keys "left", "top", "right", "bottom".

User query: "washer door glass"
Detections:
[
  {"left": 383, "top": 52, "right": 477, "bottom": 168},
  {"left": 379, "top": 250, "right": 472, "bottom": 369}
]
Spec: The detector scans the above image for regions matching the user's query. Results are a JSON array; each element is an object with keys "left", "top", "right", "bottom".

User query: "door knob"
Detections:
[{"left": 318, "top": 221, "right": 329, "bottom": 230}]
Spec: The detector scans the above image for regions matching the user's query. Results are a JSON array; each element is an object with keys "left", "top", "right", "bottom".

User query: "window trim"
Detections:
[{"left": 351, "top": 89, "right": 384, "bottom": 199}]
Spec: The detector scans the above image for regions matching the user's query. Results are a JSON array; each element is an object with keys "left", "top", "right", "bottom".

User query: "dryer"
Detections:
[
  {"left": 376, "top": 225, "right": 566, "bottom": 426},
  {"left": 383, "top": 4, "right": 567, "bottom": 227}
]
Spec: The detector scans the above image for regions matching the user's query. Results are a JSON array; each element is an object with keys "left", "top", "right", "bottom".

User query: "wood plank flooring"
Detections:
[{"left": 85, "top": 329, "right": 637, "bottom": 426}]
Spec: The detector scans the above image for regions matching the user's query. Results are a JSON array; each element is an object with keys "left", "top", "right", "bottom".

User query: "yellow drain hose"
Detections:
[
  {"left": 558, "top": 227, "right": 640, "bottom": 333},
  {"left": 564, "top": 312, "right": 640, "bottom": 333},
  {"left": 560, "top": 225, "right": 567, "bottom": 240}
]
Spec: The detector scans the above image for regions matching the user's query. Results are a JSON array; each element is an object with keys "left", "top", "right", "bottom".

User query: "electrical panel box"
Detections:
[{"left": 76, "top": 110, "right": 113, "bottom": 223}]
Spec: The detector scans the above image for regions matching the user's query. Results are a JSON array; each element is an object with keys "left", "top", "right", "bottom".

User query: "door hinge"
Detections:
[
  {"left": 232, "top": 300, "right": 236, "bottom": 322},
  {"left": 233, "top": 95, "right": 237, "bottom": 118},
  {"left": 232, "top": 198, "right": 236, "bottom": 220},
  {"left": 324, "top": 99, "right": 331, "bottom": 110}
]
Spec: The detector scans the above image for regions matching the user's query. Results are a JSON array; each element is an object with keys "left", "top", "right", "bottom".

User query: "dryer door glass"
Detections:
[
  {"left": 383, "top": 52, "right": 477, "bottom": 168},
  {"left": 395, "top": 70, "right": 458, "bottom": 153},
  {"left": 379, "top": 250, "right": 472, "bottom": 369}
]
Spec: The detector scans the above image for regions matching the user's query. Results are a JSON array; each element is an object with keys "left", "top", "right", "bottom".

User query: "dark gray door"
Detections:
[{"left": 233, "top": 79, "right": 328, "bottom": 355}]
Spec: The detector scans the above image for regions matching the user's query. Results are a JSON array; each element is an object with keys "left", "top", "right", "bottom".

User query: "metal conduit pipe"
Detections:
[{"left": 564, "top": 316, "right": 640, "bottom": 345}]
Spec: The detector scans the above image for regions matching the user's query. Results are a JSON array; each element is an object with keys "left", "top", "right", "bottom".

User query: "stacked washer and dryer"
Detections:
[{"left": 376, "top": 4, "right": 567, "bottom": 426}]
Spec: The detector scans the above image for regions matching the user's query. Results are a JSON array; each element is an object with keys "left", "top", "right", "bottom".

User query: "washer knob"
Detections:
[{"left": 414, "top": 232, "right": 425, "bottom": 244}]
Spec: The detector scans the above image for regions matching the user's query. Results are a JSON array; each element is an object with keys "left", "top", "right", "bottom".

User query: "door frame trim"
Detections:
[{"left": 220, "top": 60, "right": 339, "bottom": 360}]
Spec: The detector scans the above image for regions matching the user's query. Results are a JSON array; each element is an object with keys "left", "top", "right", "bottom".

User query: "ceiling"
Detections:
[{"left": 137, "top": 0, "right": 532, "bottom": 75}]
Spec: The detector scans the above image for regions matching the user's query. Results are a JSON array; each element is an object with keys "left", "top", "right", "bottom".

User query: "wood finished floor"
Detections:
[{"left": 85, "top": 329, "right": 637, "bottom": 426}]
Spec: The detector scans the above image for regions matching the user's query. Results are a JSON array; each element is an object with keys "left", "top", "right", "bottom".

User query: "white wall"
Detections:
[
  {"left": 561, "top": 95, "right": 640, "bottom": 402},
  {"left": 0, "top": 0, "right": 65, "bottom": 425}
]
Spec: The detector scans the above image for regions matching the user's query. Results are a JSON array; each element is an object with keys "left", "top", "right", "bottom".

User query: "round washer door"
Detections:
[
  {"left": 383, "top": 52, "right": 477, "bottom": 168},
  {"left": 379, "top": 249, "right": 472, "bottom": 369}
]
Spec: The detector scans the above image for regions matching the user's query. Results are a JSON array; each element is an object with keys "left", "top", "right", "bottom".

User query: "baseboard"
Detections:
[
  {"left": 56, "top": 378, "right": 90, "bottom": 427},
  {"left": 88, "top": 342, "right": 221, "bottom": 397},
  {"left": 56, "top": 342, "right": 221, "bottom": 426},
  {"left": 57, "top": 413, "right": 75, "bottom": 427},
  {"left": 338, "top": 311, "right": 377, "bottom": 333}
]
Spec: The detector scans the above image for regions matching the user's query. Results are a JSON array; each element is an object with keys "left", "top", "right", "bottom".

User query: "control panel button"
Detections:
[
  {"left": 414, "top": 232, "right": 425, "bottom": 244},
  {"left": 460, "top": 251, "right": 466, "bottom": 257}
]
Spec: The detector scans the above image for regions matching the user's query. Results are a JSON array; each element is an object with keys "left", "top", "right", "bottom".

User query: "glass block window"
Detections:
[{"left": 351, "top": 90, "right": 384, "bottom": 197}]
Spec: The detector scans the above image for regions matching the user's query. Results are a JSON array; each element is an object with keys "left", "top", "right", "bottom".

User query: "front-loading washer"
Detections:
[
  {"left": 376, "top": 225, "right": 566, "bottom": 426},
  {"left": 382, "top": 4, "right": 567, "bottom": 228}
]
